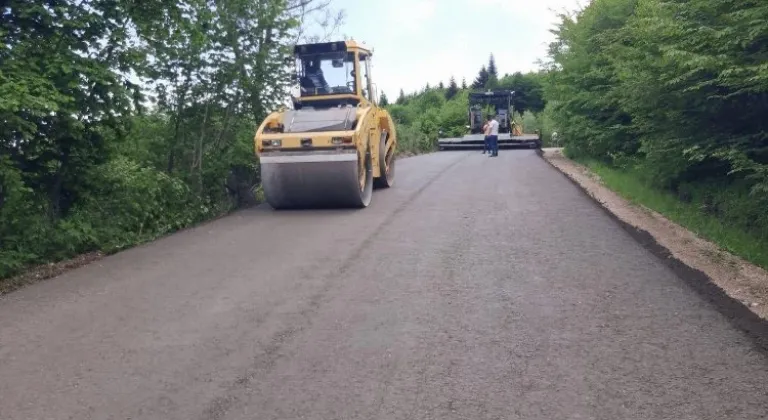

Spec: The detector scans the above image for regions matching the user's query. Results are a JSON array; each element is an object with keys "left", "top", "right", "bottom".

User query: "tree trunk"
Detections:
[
  {"left": 49, "top": 144, "right": 71, "bottom": 220},
  {"left": 194, "top": 100, "right": 211, "bottom": 193},
  {"left": 167, "top": 71, "right": 192, "bottom": 174}
]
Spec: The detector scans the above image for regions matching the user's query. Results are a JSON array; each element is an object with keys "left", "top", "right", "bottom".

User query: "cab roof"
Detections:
[{"left": 294, "top": 40, "right": 372, "bottom": 56}]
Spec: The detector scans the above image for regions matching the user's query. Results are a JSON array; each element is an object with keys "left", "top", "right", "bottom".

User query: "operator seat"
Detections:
[{"left": 301, "top": 60, "right": 330, "bottom": 94}]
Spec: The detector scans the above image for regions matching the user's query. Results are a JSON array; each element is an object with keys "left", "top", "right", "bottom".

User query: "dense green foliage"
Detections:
[
  {"left": 388, "top": 56, "right": 549, "bottom": 155},
  {"left": 545, "top": 0, "right": 768, "bottom": 265},
  {"left": 0, "top": 0, "right": 341, "bottom": 278}
]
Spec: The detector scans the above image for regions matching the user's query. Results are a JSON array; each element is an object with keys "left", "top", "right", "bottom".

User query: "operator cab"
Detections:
[
  {"left": 467, "top": 90, "right": 514, "bottom": 134},
  {"left": 293, "top": 41, "right": 377, "bottom": 109},
  {"left": 298, "top": 52, "right": 354, "bottom": 96}
]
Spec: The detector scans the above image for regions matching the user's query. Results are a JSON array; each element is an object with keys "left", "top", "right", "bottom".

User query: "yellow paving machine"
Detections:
[{"left": 254, "top": 40, "right": 397, "bottom": 209}]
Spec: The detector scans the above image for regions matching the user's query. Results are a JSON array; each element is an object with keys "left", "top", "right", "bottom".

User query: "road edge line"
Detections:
[{"left": 536, "top": 148, "right": 768, "bottom": 353}]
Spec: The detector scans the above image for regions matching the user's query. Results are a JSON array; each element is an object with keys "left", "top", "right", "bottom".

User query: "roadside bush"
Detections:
[
  {"left": 0, "top": 157, "right": 45, "bottom": 276},
  {"left": 674, "top": 180, "right": 768, "bottom": 243},
  {"left": 397, "top": 125, "right": 434, "bottom": 155},
  {"left": 0, "top": 156, "right": 227, "bottom": 279},
  {"left": 71, "top": 157, "right": 213, "bottom": 252}
]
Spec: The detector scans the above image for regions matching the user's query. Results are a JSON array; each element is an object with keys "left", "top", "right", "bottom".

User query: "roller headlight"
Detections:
[{"left": 262, "top": 139, "right": 282, "bottom": 147}]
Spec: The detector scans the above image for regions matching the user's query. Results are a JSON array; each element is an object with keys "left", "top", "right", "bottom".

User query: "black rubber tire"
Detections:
[
  {"left": 355, "top": 148, "right": 374, "bottom": 208},
  {"left": 373, "top": 134, "right": 395, "bottom": 189}
]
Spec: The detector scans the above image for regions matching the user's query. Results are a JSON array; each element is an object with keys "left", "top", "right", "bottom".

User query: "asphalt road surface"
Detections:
[{"left": 2, "top": 150, "right": 768, "bottom": 420}]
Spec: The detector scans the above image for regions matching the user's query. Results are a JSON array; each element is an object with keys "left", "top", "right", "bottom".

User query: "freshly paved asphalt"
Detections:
[{"left": 1, "top": 150, "right": 767, "bottom": 420}]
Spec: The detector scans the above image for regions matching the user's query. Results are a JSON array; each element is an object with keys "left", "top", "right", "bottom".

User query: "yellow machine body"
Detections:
[{"left": 254, "top": 40, "right": 397, "bottom": 209}]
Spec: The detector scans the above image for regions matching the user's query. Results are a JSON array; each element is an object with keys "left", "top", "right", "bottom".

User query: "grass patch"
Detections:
[{"left": 579, "top": 159, "right": 768, "bottom": 270}]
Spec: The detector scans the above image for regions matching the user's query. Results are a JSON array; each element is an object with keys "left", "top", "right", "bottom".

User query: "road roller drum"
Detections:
[{"left": 259, "top": 150, "right": 373, "bottom": 209}]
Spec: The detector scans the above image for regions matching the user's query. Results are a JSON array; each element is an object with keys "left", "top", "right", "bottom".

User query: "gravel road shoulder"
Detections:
[{"left": 541, "top": 148, "right": 768, "bottom": 338}]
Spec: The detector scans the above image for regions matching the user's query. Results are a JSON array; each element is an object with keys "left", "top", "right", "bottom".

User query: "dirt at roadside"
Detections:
[
  {"left": 541, "top": 148, "right": 768, "bottom": 321},
  {"left": 0, "top": 252, "right": 104, "bottom": 295}
]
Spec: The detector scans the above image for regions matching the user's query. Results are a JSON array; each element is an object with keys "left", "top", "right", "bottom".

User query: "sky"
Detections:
[{"left": 310, "top": 0, "right": 586, "bottom": 99}]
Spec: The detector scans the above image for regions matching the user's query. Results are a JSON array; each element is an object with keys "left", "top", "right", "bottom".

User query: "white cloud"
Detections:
[
  {"left": 471, "top": 0, "right": 585, "bottom": 22},
  {"left": 326, "top": 0, "right": 585, "bottom": 97},
  {"left": 392, "top": 0, "right": 438, "bottom": 32},
  {"left": 374, "top": 34, "right": 476, "bottom": 97}
]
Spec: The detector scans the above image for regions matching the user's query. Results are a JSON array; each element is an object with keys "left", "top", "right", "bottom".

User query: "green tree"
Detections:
[
  {"left": 499, "top": 72, "right": 546, "bottom": 115},
  {"left": 380, "top": 91, "right": 389, "bottom": 106},
  {"left": 614, "top": 0, "right": 768, "bottom": 188},
  {"left": 487, "top": 54, "right": 498, "bottom": 82},
  {"left": 0, "top": 0, "right": 150, "bottom": 219},
  {"left": 396, "top": 89, "right": 407, "bottom": 105},
  {"left": 445, "top": 76, "right": 459, "bottom": 100},
  {"left": 544, "top": 0, "right": 637, "bottom": 160},
  {"left": 472, "top": 65, "right": 489, "bottom": 89}
]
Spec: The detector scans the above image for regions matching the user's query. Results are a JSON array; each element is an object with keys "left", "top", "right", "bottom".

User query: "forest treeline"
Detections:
[
  {"left": 0, "top": 0, "right": 341, "bottom": 278},
  {"left": 544, "top": 0, "right": 768, "bottom": 262}
]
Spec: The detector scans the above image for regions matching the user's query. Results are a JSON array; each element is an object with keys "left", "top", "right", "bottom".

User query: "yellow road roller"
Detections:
[{"left": 254, "top": 40, "right": 397, "bottom": 209}]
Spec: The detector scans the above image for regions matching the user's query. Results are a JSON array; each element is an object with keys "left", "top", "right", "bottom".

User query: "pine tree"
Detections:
[
  {"left": 445, "top": 76, "right": 459, "bottom": 100},
  {"left": 396, "top": 88, "right": 406, "bottom": 105},
  {"left": 379, "top": 91, "right": 389, "bottom": 106},
  {"left": 487, "top": 54, "right": 498, "bottom": 80},
  {"left": 461, "top": 77, "right": 468, "bottom": 90},
  {"left": 438, "top": 81, "right": 445, "bottom": 90},
  {"left": 472, "top": 65, "right": 489, "bottom": 89},
  {"left": 486, "top": 74, "right": 499, "bottom": 90}
]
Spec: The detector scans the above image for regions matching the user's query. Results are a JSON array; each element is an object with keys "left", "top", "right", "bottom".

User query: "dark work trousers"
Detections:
[
  {"left": 488, "top": 135, "right": 499, "bottom": 156},
  {"left": 483, "top": 135, "right": 490, "bottom": 153}
]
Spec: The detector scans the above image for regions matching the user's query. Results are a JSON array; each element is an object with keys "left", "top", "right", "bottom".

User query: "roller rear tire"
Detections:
[{"left": 373, "top": 135, "right": 395, "bottom": 189}]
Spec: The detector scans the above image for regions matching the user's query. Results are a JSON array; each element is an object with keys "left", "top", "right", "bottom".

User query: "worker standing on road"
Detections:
[
  {"left": 482, "top": 118, "right": 491, "bottom": 154},
  {"left": 487, "top": 114, "right": 499, "bottom": 157}
]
